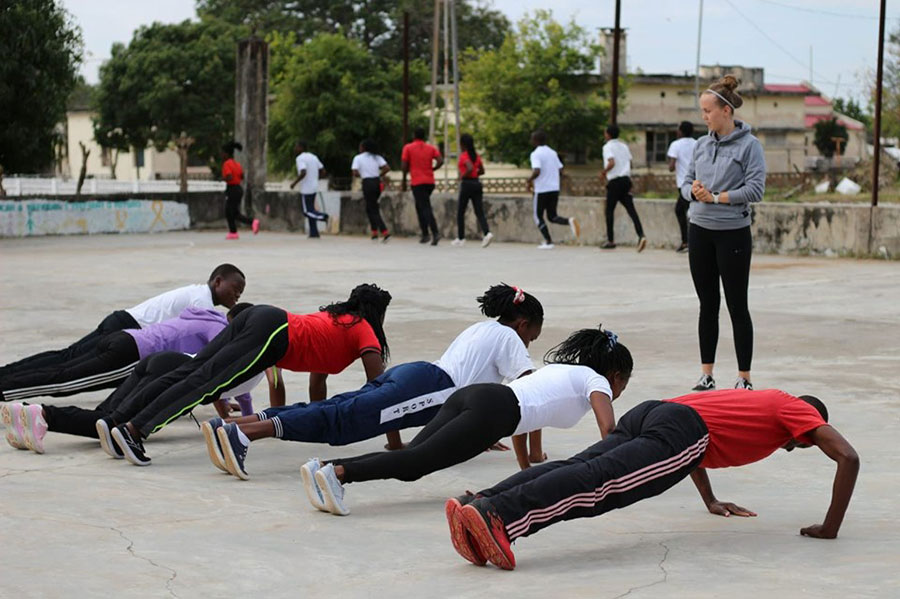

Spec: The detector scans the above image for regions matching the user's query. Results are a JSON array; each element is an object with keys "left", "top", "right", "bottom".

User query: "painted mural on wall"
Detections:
[{"left": 0, "top": 199, "right": 190, "bottom": 237}]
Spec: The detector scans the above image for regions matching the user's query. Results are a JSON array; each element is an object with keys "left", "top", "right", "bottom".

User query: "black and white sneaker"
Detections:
[
  {"left": 96, "top": 418, "right": 123, "bottom": 459},
  {"left": 111, "top": 425, "right": 151, "bottom": 466},
  {"left": 217, "top": 423, "right": 250, "bottom": 480},
  {"left": 692, "top": 374, "right": 716, "bottom": 392},
  {"left": 734, "top": 377, "right": 753, "bottom": 390}
]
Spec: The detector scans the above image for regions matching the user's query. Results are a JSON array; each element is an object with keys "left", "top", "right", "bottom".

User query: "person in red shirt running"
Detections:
[
  {"left": 221, "top": 141, "right": 259, "bottom": 240},
  {"left": 401, "top": 127, "right": 443, "bottom": 245},
  {"left": 448, "top": 388, "right": 859, "bottom": 570},
  {"left": 105, "top": 284, "right": 392, "bottom": 468},
  {"left": 452, "top": 133, "right": 492, "bottom": 248}
]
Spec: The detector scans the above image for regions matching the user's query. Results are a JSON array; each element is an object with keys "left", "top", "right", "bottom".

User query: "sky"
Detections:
[{"left": 63, "top": 0, "right": 895, "bottom": 103}]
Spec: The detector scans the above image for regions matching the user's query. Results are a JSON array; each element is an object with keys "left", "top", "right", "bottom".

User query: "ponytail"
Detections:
[
  {"left": 477, "top": 283, "right": 543, "bottom": 325},
  {"left": 321, "top": 283, "right": 392, "bottom": 361}
]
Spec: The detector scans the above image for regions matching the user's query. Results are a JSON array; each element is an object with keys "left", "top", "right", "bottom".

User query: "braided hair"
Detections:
[
  {"left": 544, "top": 324, "right": 633, "bottom": 380},
  {"left": 321, "top": 283, "right": 392, "bottom": 361},
  {"left": 477, "top": 283, "right": 543, "bottom": 325}
]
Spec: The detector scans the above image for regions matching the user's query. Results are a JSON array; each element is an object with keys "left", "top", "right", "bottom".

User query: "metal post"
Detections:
[
  {"left": 450, "top": 0, "right": 461, "bottom": 158},
  {"left": 428, "top": 0, "right": 440, "bottom": 142},
  {"left": 442, "top": 0, "right": 450, "bottom": 183},
  {"left": 872, "top": 0, "right": 886, "bottom": 208},
  {"left": 694, "top": 0, "right": 704, "bottom": 107},
  {"left": 402, "top": 11, "right": 410, "bottom": 192},
  {"left": 610, "top": 0, "right": 621, "bottom": 125}
]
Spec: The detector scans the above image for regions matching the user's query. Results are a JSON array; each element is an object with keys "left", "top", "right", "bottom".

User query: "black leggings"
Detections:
[
  {"left": 129, "top": 305, "right": 289, "bottom": 437},
  {"left": 605, "top": 176, "right": 644, "bottom": 241},
  {"left": 457, "top": 179, "right": 489, "bottom": 239},
  {"left": 362, "top": 178, "right": 388, "bottom": 233},
  {"left": 411, "top": 184, "right": 438, "bottom": 237},
  {"left": 336, "top": 383, "right": 521, "bottom": 484},
  {"left": 533, "top": 191, "right": 568, "bottom": 243},
  {"left": 675, "top": 190, "right": 690, "bottom": 244},
  {"left": 43, "top": 352, "right": 191, "bottom": 439},
  {"left": 225, "top": 184, "right": 252, "bottom": 233},
  {"left": 688, "top": 224, "right": 753, "bottom": 371}
]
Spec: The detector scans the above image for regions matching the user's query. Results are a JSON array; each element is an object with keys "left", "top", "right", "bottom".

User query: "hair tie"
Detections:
[
  {"left": 512, "top": 286, "right": 525, "bottom": 305},
  {"left": 604, "top": 330, "right": 618, "bottom": 349},
  {"left": 704, "top": 89, "right": 736, "bottom": 111}
]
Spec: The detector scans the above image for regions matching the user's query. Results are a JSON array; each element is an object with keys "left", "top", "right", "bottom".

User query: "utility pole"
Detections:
[
  {"left": 450, "top": 0, "right": 461, "bottom": 158},
  {"left": 442, "top": 0, "right": 450, "bottom": 182},
  {"left": 694, "top": 0, "right": 704, "bottom": 107},
  {"left": 428, "top": 0, "right": 440, "bottom": 142},
  {"left": 402, "top": 11, "right": 410, "bottom": 192},
  {"left": 610, "top": 0, "right": 621, "bottom": 125},
  {"left": 873, "top": 0, "right": 886, "bottom": 207}
]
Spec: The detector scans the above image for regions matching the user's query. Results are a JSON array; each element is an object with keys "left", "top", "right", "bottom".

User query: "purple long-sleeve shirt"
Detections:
[{"left": 125, "top": 308, "right": 227, "bottom": 359}]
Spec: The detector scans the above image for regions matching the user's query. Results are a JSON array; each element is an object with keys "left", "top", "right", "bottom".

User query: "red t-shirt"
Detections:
[
  {"left": 458, "top": 153, "right": 483, "bottom": 179},
  {"left": 222, "top": 158, "right": 243, "bottom": 186},
  {"left": 275, "top": 311, "right": 381, "bottom": 374},
  {"left": 401, "top": 140, "right": 441, "bottom": 186},
  {"left": 665, "top": 389, "right": 826, "bottom": 469}
]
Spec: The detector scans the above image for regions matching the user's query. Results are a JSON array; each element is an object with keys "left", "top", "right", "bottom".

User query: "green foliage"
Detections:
[
  {"left": 813, "top": 118, "right": 849, "bottom": 158},
  {"left": 0, "top": 0, "right": 82, "bottom": 173},
  {"left": 95, "top": 19, "right": 246, "bottom": 171},
  {"left": 268, "top": 32, "right": 428, "bottom": 177},
  {"left": 882, "top": 26, "right": 900, "bottom": 141},
  {"left": 459, "top": 10, "right": 612, "bottom": 166},
  {"left": 832, "top": 97, "right": 871, "bottom": 131}
]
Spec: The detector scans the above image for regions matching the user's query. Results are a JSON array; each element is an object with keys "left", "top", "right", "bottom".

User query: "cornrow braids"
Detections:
[
  {"left": 544, "top": 325, "right": 633, "bottom": 380},
  {"left": 477, "top": 283, "right": 544, "bottom": 325},
  {"left": 321, "top": 283, "right": 392, "bottom": 361}
]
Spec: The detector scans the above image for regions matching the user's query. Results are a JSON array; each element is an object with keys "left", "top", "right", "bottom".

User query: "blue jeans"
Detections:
[{"left": 262, "top": 361, "right": 455, "bottom": 446}]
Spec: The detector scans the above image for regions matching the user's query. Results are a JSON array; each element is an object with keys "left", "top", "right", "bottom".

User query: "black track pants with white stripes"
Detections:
[
  {"left": 0, "top": 331, "right": 139, "bottom": 401},
  {"left": 477, "top": 401, "right": 709, "bottom": 541}
]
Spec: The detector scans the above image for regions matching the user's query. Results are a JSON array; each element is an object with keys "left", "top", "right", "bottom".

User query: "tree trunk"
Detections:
[
  {"left": 76, "top": 141, "right": 90, "bottom": 196},
  {"left": 110, "top": 149, "right": 119, "bottom": 180},
  {"left": 175, "top": 134, "right": 194, "bottom": 194},
  {"left": 0, "top": 164, "right": 6, "bottom": 197}
]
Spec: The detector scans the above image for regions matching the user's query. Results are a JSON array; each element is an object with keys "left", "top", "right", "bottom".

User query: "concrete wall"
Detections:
[
  {"left": 340, "top": 192, "right": 900, "bottom": 258},
  {"left": 0, "top": 198, "right": 189, "bottom": 237}
]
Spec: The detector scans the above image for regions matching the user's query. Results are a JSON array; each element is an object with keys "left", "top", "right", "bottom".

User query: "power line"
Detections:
[{"left": 754, "top": 0, "right": 899, "bottom": 21}]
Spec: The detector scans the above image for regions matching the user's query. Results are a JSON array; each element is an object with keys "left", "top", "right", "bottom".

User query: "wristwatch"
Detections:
[{"left": 712, "top": 192, "right": 721, "bottom": 204}]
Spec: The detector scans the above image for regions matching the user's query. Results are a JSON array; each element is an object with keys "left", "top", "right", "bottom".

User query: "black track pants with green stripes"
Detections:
[{"left": 130, "top": 305, "right": 290, "bottom": 438}]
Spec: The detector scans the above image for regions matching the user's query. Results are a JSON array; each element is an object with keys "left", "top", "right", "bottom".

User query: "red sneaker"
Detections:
[
  {"left": 225, "top": 232, "right": 239, "bottom": 240},
  {"left": 445, "top": 497, "right": 486, "bottom": 566},
  {"left": 252, "top": 218, "right": 260, "bottom": 235},
  {"left": 460, "top": 500, "right": 515, "bottom": 570}
]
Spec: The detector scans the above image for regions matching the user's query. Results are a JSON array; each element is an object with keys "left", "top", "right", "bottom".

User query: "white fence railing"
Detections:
[{"left": 1, "top": 177, "right": 298, "bottom": 197}]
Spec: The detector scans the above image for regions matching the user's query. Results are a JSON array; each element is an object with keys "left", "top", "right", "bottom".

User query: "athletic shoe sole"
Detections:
[
  {"left": 314, "top": 468, "right": 350, "bottom": 516},
  {"left": 1, "top": 404, "right": 27, "bottom": 450},
  {"left": 481, "top": 234, "right": 493, "bottom": 248},
  {"left": 570, "top": 218, "right": 581, "bottom": 239},
  {"left": 637, "top": 237, "right": 648, "bottom": 253},
  {"left": 459, "top": 505, "right": 516, "bottom": 570},
  {"left": 445, "top": 498, "right": 487, "bottom": 566},
  {"left": 111, "top": 427, "right": 150, "bottom": 466},
  {"left": 202, "top": 421, "right": 228, "bottom": 473},
  {"left": 216, "top": 426, "right": 249, "bottom": 480},
  {"left": 95, "top": 419, "right": 122, "bottom": 459},
  {"left": 300, "top": 461, "right": 328, "bottom": 512},
  {"left": 21, "top": 406, "right": 45, "bottom": 454}
]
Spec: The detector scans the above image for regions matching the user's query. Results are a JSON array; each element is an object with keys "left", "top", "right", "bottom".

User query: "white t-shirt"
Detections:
[
  {"left": 529, "top": 145, "right": 563, "bottom": 193},
  {"left": 224, "top": 371, "right": 265, "bottom": 397},
  {"left": 507, "top": 363, "right": 612, "bottom": 436},
  {"left": 433, "top": 320, "right": 533, "bottom": 387},
  {"left": 602, "top": 139, "right": 632, "bottom": 180},
  {"left": 351, "top": 153, "right": 387, "bottom": 179},
  {"left": 125, "top": 284, "right": 214, "bottom": 328},
  {"left": 295, "top": 152, "right": 325, "bottom": 195},
  {"left": 667, "top": 137, "right": 697, "bottom": 188}
]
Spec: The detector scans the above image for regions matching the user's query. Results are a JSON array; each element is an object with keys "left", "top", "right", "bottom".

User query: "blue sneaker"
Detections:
[
  {"left": 300, "top": 458, "right": 327, "bottom": 511},
  {"left": 216, "top": 423, "right": 249, "bottom": 480},
  {"left": 315, "top": 463, "right": 350, "bottom": 516},
  {"left": 202, "top": 418, "right": 227, "bottom": 473}
]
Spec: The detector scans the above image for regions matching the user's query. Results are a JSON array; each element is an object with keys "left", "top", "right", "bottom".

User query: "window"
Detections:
[{"left": 645, "top": 130, "right": 676, "bottom": 164}]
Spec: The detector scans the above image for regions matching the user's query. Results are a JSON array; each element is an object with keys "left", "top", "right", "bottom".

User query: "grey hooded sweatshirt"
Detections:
[{"left": 680, "top": 120, "right": 766, "bottom": 231}]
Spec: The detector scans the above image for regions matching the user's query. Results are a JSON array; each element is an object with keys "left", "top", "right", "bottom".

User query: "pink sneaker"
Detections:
[
  {"left": 252, "top": 218, "right": 260, "bottom": 235},
  {"left": 225, "top": 232, "right": 240, "bottom": 240},
  {"left": 22, "top": 404, "right": 47, "bottom": 454},
  {"left": 1, "top": 403, "right": 27, "bottom": 450}
]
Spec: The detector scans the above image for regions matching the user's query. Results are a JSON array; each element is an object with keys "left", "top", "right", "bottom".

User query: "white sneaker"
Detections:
[
  {"left": 734, "top": 377, "right": 754, "bottom": 390},
  {"left": 481, "top": 232, "right": 494, "bottom": 248},
  {"left": 315, "top": 463, "right": 350, "bottom": 516},
  {"left": 569, "top": 217, "right": 580, "bottom": 238},
  {"left": 300, "top": 458, "right": 328, "bottom": 512},
  {"left": 451, "top": 238, "right": 465, "bottom": 247},
  {"left": 537, "top": 242, "right": 555, "bottom": 250}
]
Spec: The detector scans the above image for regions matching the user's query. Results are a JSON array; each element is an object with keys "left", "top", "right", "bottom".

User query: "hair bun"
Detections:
[{"left": 719, "top": 74, "right": 740, "bottom": 92}]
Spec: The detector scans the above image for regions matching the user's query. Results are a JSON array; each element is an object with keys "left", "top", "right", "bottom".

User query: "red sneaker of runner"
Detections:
[
  {"left": 460, "top": 500, "right": 515, "bottom": 570},
  {"left": 445, "top": 498, "right": 486, "bottom": 566}
]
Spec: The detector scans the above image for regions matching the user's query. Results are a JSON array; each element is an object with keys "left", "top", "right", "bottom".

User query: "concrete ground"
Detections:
[{"left": 1, "top": 231, "right": 898, "bottom": 598}]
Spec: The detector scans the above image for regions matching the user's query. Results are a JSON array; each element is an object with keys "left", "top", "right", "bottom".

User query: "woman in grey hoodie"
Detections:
[{"left": 680, "top": 75, "right": 766, "bottom": 392}]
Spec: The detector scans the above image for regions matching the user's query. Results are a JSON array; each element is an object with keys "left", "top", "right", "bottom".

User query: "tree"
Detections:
[
  {"left": 268, "top": 32, "right": 429, "bottom": 178},
  {"left": 94, "top": 19, "right": 244, "bottom": 189},
  {"left": 0, "top": 0, "right": 82, "bottom": 173},
  {"left": 459, "top": 10, "right": 612, "bottom": 166},
  {"left": 881, "top": 26, "right": 900, "bottom": 141},
  {"left": 813, "top": 118, "right": 849, "bottom": 158}
]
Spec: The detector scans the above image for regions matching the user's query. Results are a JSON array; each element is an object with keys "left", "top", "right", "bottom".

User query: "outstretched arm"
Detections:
[
  {"left": 265, "top": 367, "right": 285, "bottom": 407},
  {"left": 308, "top": 373, "right": 328, "bottom": 402},
  {"left": 589, "top": 391, "right": 615, "bottom": 439},
  {"left": 800, "top": 425, "right": 859, "bottom": 539},
  {"left": 690, "top": 467, "right": 757, "bottom": 517},
  {"left": 512, "top": 434, "right": 531, "bottom": 470}
]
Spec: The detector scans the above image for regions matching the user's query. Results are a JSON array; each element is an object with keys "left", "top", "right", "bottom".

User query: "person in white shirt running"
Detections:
[
  {"left": 526, "top": 130, "right": 579, "bottom": 250},
  {"left": 290, "top": 140, "right": 329, "bottom": 238},
  {"left": 667, "top": 121, "right": 697, "bottom": 253},
  {"left": 600, "top": 124, "right": 647, "bottom": 252},
  {"left": 302, "top": 325, "right": 632, "bottom": 516},
  {"left": 351, "top": 139, "right": 391, "bottom": 242}
]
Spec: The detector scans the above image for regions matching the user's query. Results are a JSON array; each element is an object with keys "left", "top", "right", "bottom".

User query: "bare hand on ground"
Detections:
[{"left": 708, "top": 500, "right": 757, "bottom": 517}]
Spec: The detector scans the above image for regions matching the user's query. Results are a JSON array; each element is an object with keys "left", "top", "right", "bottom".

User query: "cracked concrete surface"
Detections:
[{"left": 1, "top": 231, "right": 898, "bottom": 598}]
